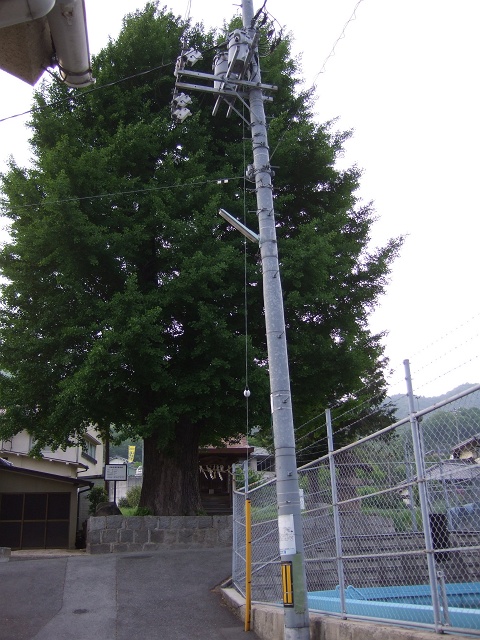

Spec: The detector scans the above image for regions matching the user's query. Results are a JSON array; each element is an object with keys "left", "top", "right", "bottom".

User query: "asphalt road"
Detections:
[{"left": 0, "top": 548, "right": 257, "bottom": 640}]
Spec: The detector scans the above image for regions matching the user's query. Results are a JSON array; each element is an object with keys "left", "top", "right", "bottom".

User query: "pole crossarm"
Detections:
[{"left": 175, "top": 68, "right": 277, "bottom": 93}]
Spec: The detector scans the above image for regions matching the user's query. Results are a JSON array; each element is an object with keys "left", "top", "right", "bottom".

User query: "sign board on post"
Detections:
[
  {"left": 104, "top": 464, "right": 127, "bottom": 505},
  {"left": 278, "top": 513, "right": 296, "bottom": 556},
  {"left": 105, "top": 464, "right": 127, "bottom": 481}
]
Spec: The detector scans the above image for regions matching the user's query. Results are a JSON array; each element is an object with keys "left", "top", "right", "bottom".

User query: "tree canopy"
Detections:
[{"left": 0, "top": 3, "right": 402, "bottom": 514}]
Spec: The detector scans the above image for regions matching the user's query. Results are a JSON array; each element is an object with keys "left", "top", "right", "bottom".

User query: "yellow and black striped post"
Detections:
[
  {"left": 245, "top": 498, "right": 252, "bottom": 631},
  {"left": 281, "top": 561, "right": 294, "bottom": 607}
]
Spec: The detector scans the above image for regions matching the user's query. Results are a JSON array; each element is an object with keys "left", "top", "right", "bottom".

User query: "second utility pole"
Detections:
[{"left": 241, "top": 1, "right": 310, "bottom": 638}]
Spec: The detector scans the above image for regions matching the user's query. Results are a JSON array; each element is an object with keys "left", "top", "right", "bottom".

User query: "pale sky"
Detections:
[{"left": 0, "top": 0, "right": 478, "bottom": 398}]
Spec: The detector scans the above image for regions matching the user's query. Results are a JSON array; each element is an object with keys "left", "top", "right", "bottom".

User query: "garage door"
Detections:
[{"left": 0, "top": 492, "right": 70, "bottom": 549}]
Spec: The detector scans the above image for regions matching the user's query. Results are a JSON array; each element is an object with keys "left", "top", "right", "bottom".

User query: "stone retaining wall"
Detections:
[{"left": 86, "top": 515, "right": 232, "bottom": 554}]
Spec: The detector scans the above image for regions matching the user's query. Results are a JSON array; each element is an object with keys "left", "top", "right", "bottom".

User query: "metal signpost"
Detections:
[
  {"left": 105, "top": 463, "right": 127, "bottom": 505},
  {"left": 174, "top": 2, "right": 310, "bottom": 637}
]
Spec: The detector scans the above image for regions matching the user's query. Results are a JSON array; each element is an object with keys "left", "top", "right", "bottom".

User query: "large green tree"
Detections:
[{"left": 0, "top": 4, "right": 402, "bottom": 514}]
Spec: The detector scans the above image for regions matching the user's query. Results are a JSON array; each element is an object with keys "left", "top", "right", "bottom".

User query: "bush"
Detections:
[
  {"left": 124, "top": 484, "right": 142, "bottom": 508},
  {"left": 235, "top": 467, "right": 265, "bottom": 490},
  {"left": 88, "top": 486, "right": 108, "bottom": 515}
]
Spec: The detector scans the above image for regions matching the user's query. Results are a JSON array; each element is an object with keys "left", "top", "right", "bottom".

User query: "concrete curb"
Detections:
[
  {"left": 10, "top": 548, "right": 87, "bottom": 561},
  {"left": 0, "top": 546, "right": 11, "bottom": 562},
  {"left": 220, "top": 587, "right": 475, "bottom": 640}
]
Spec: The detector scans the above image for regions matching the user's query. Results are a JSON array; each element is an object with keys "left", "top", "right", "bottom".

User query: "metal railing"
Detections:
[{"left": 233, "top": 380, "right": 480, "bottom": 635}]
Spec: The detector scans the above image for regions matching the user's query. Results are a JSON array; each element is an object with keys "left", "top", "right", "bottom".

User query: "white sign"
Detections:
[
  {"left": 105, "top": 464, "right": 127, "bottom": 481},
  {"left": 299, "top": 488, "right": 305, "bottom": 510},
  {"left": 278, "top": 513, "right": 296, "bottom": 556}
]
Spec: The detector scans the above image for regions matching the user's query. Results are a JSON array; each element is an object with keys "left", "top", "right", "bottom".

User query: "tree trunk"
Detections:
[{"left": 140, "top": 420, "right": 203, "bottom": 515}]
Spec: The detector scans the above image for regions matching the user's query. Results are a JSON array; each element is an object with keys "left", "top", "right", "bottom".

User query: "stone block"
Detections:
[
  {"left": 105, "top": 515, "right": 125, "bottom": 529},
  {"left": 203, "top": 528, "right": 218, "bottom": 545},
  {"left": 96, "top": 502, "right": 122, "bottom": 516},
  {"left": 163, "top": 529, "right": 178, "bottom": 544},
  {"left": 192, "top": 529, "right": 206, "bottom": 544},
  {"left": 134, "top": 529, "right": 149, "bottom": 544},
  {"left": 218, "top": 526, "right": 233, "bottom": 545},
  {"left": 119, "top": 529, "right": 134, "bottom": 543},
  {"left": 213, "top": 515, "right": 232, "bottom": 528},
  {"left": 197, "top": 516, "right": 213, "bottom": 529},
  {"left": 125, "top": 516, "right": 145, "bottom": 530},
  {"left": 88, "top": 516, "right": 106, "bottom": 532},
  {"left": 169, "top": 516, "right": 184, "bottom": 530},
  {"left": 182, "top": 516, "right": 198, "bottom": 529},
  {"left": 102, "top": 529, "right": 119, "bottom": 544},
  {"left": 88, "top": 530, "right": 102, "bottom": 544},
  {"left": 157, "top": 516, "right": 171, "bottom": 529},
  {"left": 143, "top": 516, "right": 159, "bottom": 529},
  {"left": 89, "top": 543, "right": 112, "bottom": 554},
  {"left": 178, "top": 528, "right": 194, "bottom": 544},
  {"left": 0, "top": 547, "right": 11, "bottom": 563},
  {"left": 150, "top": 529, "right": 165, "bottom": 543}
]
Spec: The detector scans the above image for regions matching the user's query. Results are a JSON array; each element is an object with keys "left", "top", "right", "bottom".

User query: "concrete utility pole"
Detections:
[
  {"left": 173, "top": 2, "right": 310, "bottom": 637},
  {"left": 240, "top": 2, "right": 310, "bottom": 639}
]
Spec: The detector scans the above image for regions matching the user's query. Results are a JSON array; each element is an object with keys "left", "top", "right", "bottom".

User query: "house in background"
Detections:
[
  {"left": 0, "top": 0, "right": 93, "bottom": 88},
  {"left": 0, "top": 430, "right": 103, "bottom": 479},
  {"left": 0, "top": 429, "right": 104, "bottom": 549},
  {"left": 452, "top": 433, "right": 480, "bottom": 462},
  {"left": 199, "top": 438, "right": 274, "bottom": 514},
  {"left": 0, "top": 458, "right": 93, "bottom": 549},
  {"left": 112, "top": 438, "right": 274, "bottom": 515}
]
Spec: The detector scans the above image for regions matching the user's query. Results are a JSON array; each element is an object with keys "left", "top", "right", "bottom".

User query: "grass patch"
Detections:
[
  {"left": 361, "top": 506, "right": 422, "bottom": 532},
  {"left": 252, "top": 504, "right": 277, "bottom": 522}
]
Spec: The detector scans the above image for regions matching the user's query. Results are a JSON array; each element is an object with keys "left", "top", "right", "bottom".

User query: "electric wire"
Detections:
[
  {"left": 384, "top": 311, "right": 480, "bottom": 397},
  {"left": 291, "top": 308, "right": 480, "bottom": 462},
  {"left": 0, "top": 62, "right": 175, "bottom": 125},
  {"left": 183, "top": 0, "right": 192, "bottom": 23},
  {"left": 242, "top": 104, "right": 251, "bottom": 474},
  {"left": 1, "top": 3, "right": 477, "bottom": 470},
  {"left": 0, "top": 176, "right": 244, "bottom": 216},
  {"left": 413, "top": 352, "right": 480, "bottom": 396},
  {"left": 311, "top": 0, "right": 365, "bottom": 85},
  {"left": 269, "top": 0, "right": 365, "bottom": 163},
  {"left": 411, "top": 312, "right": 480, "bottom": 362},
  {"left": 0, "top": 0, "right": 363, "bottom": 129}
]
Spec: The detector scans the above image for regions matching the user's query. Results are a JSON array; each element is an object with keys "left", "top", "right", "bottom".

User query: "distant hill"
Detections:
[{"left": 389, "top": 383, "right": 480, "bottom": 420}]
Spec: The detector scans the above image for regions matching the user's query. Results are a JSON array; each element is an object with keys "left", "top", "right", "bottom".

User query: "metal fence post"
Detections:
[
  {"left": 404, "top": 359, "right": 442, "bottom": 628},
  {"left": 326, "top": 408, "right": 346, "bottom": 614}
]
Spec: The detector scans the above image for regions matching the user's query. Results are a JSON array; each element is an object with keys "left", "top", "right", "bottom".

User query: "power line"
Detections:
[
  {"left": 0, "top": 2, "right": 365, "bottom": 133},
  {"left": 311, "top": 0, "right": 365, "bottom": 85},
  {"left": 269, "top": 0, "right": 366, "bottom": 162},
  {"left": 0, "top": 62, "right": 174, "bottom": 125},
  {"left": 1, "top": 176, "right": 243, "bottom": 215}
]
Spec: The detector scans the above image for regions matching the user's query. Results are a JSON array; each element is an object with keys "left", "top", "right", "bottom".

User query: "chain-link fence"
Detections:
[{"left": 233, "top": 381, "right": 480, "bottom": 634}]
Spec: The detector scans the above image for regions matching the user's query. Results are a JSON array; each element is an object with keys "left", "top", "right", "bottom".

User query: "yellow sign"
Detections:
[
  {"left": 128, "top": 446, "right": 135, "bottom": 463},
  {"left": 281, "top": 561, "right": 294, "bottom": 607}
]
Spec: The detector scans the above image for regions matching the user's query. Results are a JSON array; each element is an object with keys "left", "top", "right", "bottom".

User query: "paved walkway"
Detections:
[{"left": 0, "top": 548, "right": 257, "bottom": 640}]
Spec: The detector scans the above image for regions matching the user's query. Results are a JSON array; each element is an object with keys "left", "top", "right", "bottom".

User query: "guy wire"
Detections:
[{"left": 242, "top": 104, "right": 250, "bottom": 468}]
